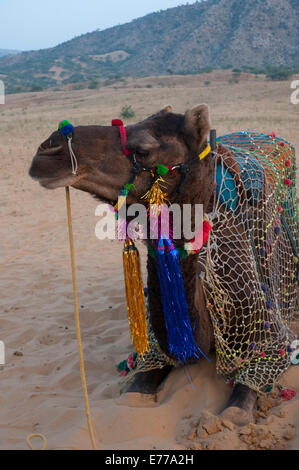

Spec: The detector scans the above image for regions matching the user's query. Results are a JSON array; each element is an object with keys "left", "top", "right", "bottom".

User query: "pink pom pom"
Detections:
[
  {"left": 280, "top": 389, "right": 296, "bottom": 401},
  {"left": 268, "top": 132, "right": 276, "bottom": 138},
  {"left": 127, "top": 353, "right": 135, "bottom": 369},
  {"left": 121, "top": 370, "right": 128, "bottom": 377}
]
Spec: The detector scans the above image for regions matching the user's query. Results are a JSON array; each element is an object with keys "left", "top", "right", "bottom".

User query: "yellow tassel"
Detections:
[
  {"left": 142, "top": 176, "right": 169, "bottom": 217},
  {"left": 123, "top": 239, "right": 149, "bottom": 357}
]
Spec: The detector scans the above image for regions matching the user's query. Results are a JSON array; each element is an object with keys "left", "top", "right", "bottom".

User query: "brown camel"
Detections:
[{"left": 29, "top": 104, "right": 281, "bottom": 426}]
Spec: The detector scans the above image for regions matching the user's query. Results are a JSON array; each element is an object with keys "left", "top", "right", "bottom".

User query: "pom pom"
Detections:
[
  {"left": 277, "top": 205, "right": 282, "bottom": 213},
  {"left": 278, "top": 349, "right": 285, "bottom": 356},
  {"left": 284, "top": 178, "right": 292, "bottom": 186},
  {"left": 58, "top": 119, "right": 74, "bottom": 136},
  {"left": 268, "top": 132, "right": 276, "bottom": 138},
  {"left": 285, "top": 160, "right": 291, "bottom": 167},
  {"left": 280, "top": 389, "right": 296, "bottom": 401},
  {"left": 154, "top": 164, "right": 170, "bottom": 176},
  {"left": 111, "top": 119, "right": 124, "bottom": 127}
]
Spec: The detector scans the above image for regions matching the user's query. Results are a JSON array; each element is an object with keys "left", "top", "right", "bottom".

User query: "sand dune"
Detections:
[{"left": 0, "top": 75, "right": 298, "bottom": 450}]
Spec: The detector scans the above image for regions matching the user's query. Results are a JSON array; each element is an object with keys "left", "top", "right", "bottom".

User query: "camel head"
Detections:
[{"left": 29, "top": 104, "right": 211, "bottom": 205}]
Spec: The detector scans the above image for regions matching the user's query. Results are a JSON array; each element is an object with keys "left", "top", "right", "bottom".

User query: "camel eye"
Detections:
[{"left": 135, "top": 149, "right": 149, "bottom": 158}]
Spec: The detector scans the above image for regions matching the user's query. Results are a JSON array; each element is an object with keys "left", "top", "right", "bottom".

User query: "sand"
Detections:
[{"left": 0, "top": 73, "right": 298, "bottom": 450}]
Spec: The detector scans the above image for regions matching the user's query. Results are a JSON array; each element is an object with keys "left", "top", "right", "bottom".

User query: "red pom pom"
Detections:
[
  {"left": 277, "top": 205, "right": 282, "bottom": 212},
  {"left": 111, "top": 119, "right": 124, "bottom": 127},
  {"left": 285, "top": 160, "right": 291, "bottom": 167},
  {"left": 278, "top": 349, "right": 285, "bottom": 356},
  {"left": 280, "top": 141, "right": 285, "bottom": 147},
  {"left": 284, "top": 178, "right": 292, "bottom": 186},
  {"left": 268, "top": 132, "right": 276, "bottom": 138},
  {"left": 202, "top": 221, "right": 212, "bottom": 244},
  {"left": 260, "top": 352, "right": 266, "bottom": 357},
  {"left": 280, "top": 389, "right": 296, "bottom": 401}
]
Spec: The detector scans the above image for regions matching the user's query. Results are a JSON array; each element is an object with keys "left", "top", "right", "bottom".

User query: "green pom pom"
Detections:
[
  {"left": 155, "top": 164, "right": 169, "bottom": 176},
  {"left": 116, "top": 359, "right": 128, "bottom": 372}
]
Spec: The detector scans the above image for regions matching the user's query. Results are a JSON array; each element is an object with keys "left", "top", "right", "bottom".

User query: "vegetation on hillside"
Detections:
[{"left": 1, "top": 0, "right": 298, "bottom": 93}]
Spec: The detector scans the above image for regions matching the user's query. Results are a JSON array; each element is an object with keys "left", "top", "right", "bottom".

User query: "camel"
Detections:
[{"left": 29, "top": 104, "right": 297, "bottom": 427}]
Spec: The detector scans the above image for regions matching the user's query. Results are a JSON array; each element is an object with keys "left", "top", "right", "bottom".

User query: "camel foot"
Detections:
[
  {"left": 125, "top": 366, "right": 173, "bottom": 395},
  {"left": 220, "top": 383, "right": 257, "bottom": 426}
]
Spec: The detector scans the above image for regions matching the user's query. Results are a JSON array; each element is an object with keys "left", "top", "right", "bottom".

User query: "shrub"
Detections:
[
  {"left": 88, "top": 80, "right": 99, "bottom": 89},
  {"left": 30, "top": 85, "right": 44, "bottom": 92},
  {"left": 120, "top": 105, "right": 135, "bottom": 120},
  {"left": 266, "top": 69, "right": 293, "bottom": 81}
]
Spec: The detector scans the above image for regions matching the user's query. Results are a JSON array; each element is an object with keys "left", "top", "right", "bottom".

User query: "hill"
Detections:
[
  {"left": 0, "top": 49, "right": 20, "bottom": 58},
  {"left": 0, "top": 0, "right": 298, "bottom": 93}
]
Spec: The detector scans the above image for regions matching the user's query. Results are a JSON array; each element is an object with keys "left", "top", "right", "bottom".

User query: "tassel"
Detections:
[
  {"left": 156, "top": 237, "right": 209, "bottom": 363},
  {"left": 123, "top": 239, "right": 149, "bottom": 357},
  {"left": 142, "top": 175, "right": 170, "bottom": 239},
  {"left": 142, "top": 176, "right": 169, "bottom": 217}
]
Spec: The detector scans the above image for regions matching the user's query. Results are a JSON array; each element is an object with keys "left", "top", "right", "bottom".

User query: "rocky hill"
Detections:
[
  {"left": 0, "top": 0, "right": 298, "bottom": 92},
  {"left": 0, "top": 49, "right": 20, "bottom": 58}
]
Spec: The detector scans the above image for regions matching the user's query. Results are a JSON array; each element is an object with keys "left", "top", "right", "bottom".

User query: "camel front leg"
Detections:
[{"left": 221, "top": 383, "right": 257, "bottom": 426}]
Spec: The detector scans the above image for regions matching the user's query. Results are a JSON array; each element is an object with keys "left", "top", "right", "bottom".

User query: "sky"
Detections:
[{"left": 0, "top": 0, "right": 198, "bottom": 51}]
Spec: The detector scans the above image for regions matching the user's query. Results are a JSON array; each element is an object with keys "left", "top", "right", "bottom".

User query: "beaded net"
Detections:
[
  {"left": 126, "top": 132, "right": 298, "bottom": 395},
  {"left": 200, "top": 132, "right": 298, "bottom": 394}
]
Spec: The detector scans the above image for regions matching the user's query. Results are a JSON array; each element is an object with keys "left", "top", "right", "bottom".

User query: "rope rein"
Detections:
[
  {"left": 26, "top": 187, "right": 97, "bottom": 451},
  {"left": 65, "top": 186, "right": 98, "bottom": 450},
  {"left": 67, "top": 136, "right": 78, "bottom": 175}
]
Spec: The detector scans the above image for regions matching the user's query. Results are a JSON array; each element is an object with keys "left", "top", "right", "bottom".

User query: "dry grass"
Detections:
[{"left": 1, "top": 70, "right": 298, "bottom": 165}]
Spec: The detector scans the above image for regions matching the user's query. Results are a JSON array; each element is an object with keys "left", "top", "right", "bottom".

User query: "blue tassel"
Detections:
[{"left": 156, "top": 237, "right": 209, "bottom": 363}]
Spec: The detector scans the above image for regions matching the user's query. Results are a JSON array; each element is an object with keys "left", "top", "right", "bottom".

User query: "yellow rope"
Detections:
[
  {"left": 65, "top": 186, "right": 98, "bottom": 451},
  {"left": 26, "top": 433, "right": 47, "bottom": 450}
]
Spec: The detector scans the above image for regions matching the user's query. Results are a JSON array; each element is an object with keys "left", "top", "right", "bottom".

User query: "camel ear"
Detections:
[
  {"left": 184, "top": 104, "right": 210, "bottom": 152},
  {"left": 159, "top": 105, "right": 173, "bottom": 114}
]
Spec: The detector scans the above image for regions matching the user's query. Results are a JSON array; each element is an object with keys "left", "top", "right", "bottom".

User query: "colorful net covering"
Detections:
[
  {"left": 127, "top": 131, "right": 298, "bottom": 395},
  {"left": 200, "top": 131, "right": 298, "bottom": 394}
]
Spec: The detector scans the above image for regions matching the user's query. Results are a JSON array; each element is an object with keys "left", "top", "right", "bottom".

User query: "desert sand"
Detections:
[{"left": 0, "top": 72, "right": 298, "bottom": 450}]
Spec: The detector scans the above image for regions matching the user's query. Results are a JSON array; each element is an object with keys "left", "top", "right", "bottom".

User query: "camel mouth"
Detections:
[{"left": 33, "top": 175, "right": 78, "bottom": 189}]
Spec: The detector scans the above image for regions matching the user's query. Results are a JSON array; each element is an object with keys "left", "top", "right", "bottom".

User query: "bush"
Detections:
[
  {"left": 30, "top": 85, "right": 44, "bottom": 92},
  {"left": 266, "top": 69, "right": 293, "bottom": 81},
  {"left": 88, "top": 80, "right": 99, "bottom": 89},
  {"left": 120, "top": 105, "right": 135, "bottom": 120}
]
